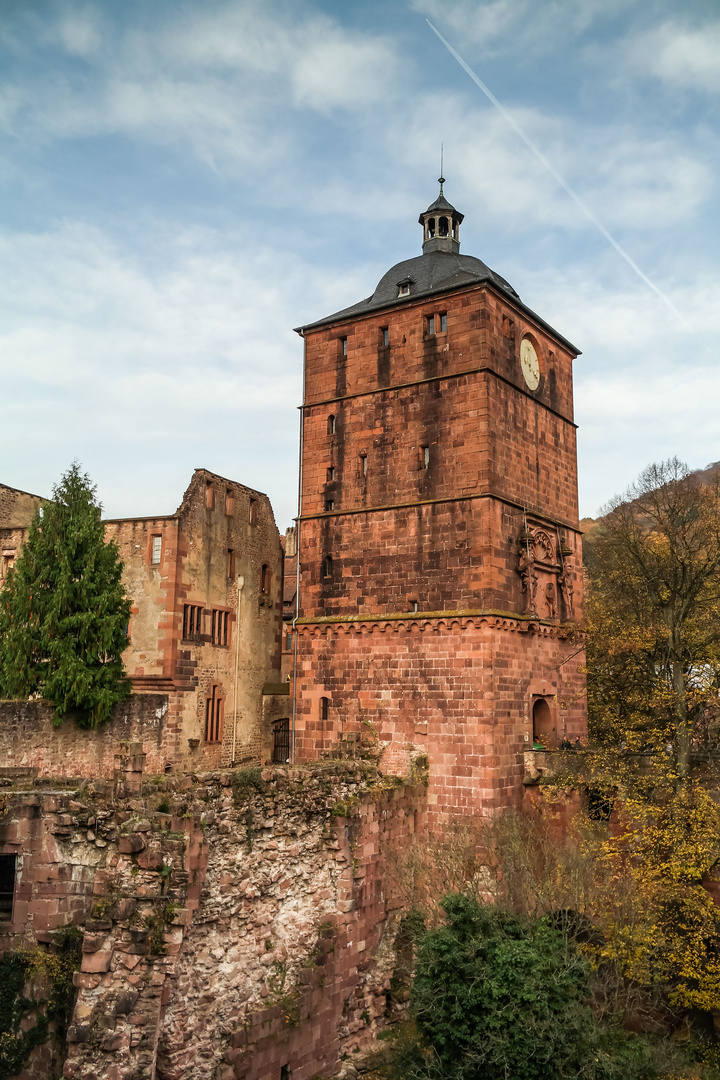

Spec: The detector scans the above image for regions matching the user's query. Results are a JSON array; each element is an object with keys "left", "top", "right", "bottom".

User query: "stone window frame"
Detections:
[
  {"left": 210, "top": 608, "right": 230, "bottom": 648},
  {"left": 204, "top": 686, "right": 224, "bottom": 744},
  {"left": 149, "top": 533, "right": 163, "bottom": 566},
  {"left": 182, "top": 604, "right": 204, "bottom": 641}
]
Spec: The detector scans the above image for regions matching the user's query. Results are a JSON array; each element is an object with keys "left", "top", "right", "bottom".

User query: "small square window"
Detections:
[
  {"left": 325, "top": 499, "right": 335, "bottom": 512},
  {"left": 151, "top": 535, "right": 162, "bottom": 565},
  {"left": 398, "top": 282, "right": 410, "bottom": 298},
  {"left": 440, "top": 313, "right": 447, "bottom": 333},
  {"left": 327, "top": 466, "right": 335, "bottom": 482},
  {"left": 426, "top": 315, "right": 435, "bottom": 336}
]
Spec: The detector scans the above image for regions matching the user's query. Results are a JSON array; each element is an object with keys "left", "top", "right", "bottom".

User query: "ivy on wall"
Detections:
[{"left": 0, "top": 926, "right": 82, "bottom": 1080}]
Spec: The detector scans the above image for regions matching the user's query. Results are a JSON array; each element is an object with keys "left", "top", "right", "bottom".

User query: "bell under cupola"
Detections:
[{"left": 418, "top": 176, "right": 463, "bottom": 255}]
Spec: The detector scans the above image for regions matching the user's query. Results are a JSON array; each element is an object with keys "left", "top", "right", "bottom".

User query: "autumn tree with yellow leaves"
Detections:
[{"left": 581, "top": 458, "right": 720, "bottom": 1029}]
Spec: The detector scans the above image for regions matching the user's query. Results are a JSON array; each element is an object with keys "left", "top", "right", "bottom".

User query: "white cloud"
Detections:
[{"left": 630, "top": 20, "right": 720, "bottom": 93}]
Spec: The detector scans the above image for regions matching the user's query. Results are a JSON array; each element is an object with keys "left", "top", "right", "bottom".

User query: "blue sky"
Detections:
[{"left": 1, "top": 0, "right": 718, "bottom": 528}]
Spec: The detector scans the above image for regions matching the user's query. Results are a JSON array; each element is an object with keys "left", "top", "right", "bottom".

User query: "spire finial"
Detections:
[{"left": 438, "top": 143, "right": 444, "bottom": 194}]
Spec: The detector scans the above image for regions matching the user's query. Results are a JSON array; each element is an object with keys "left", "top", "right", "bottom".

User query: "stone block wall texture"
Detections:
[
  {"left": 295, "top": 267, "right": 587, "bottom": 811},
  {"left": 0, "top": 762, "right": 426, "bottom": 1080},
  {"left": 293, "top": 615, "right": 586, "bottom": 816},
  {"left": 0, "top": 697, "right": 175, "bottom": 781}
]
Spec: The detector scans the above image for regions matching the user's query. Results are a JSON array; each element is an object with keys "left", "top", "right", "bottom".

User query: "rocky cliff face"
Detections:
[{"left": 0, "top": 759, "right": 426, "bottom": 1080}]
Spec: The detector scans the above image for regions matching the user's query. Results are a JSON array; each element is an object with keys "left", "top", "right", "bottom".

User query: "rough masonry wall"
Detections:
[
  {"left": 0, "top": 762, "right": 425, "bottom": 1080},
  {"left": 0, "top": 697, "right": 174, "bottom": 782}
]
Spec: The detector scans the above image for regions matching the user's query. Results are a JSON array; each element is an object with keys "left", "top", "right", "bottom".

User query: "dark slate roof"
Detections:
[
  {"left": 296, "top": 250, "right": 521, "bottom": 332},
  {"left": 419, "top": 193, "right": 462, "bottom": 220}
]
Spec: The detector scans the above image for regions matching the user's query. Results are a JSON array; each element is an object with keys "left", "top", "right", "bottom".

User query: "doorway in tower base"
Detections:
[
  {"left": 272, "top": 718, "right": 290, "bottom": 763},
  {"left": 532, "top": 697, "right": 556, "bottom": 748}
]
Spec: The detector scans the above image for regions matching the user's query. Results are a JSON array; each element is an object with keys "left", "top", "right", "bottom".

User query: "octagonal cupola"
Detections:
[{"left": 419, "top": 176, "right": 463, "bottom": 254}]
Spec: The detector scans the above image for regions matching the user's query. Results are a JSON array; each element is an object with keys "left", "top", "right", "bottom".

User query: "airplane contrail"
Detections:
[{"left": 426, "top": 18, "right": 686, "bottom": 326}]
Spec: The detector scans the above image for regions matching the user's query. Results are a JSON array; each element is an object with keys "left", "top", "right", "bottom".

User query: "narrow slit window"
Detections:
[
  {"left": 426, "top": 315, "right": 435, "bottom": 336},
  {"left": 205, "top": 481, "right": 214, "bottom": 509},
  {"left": 211, "top": 609, "right": 229, "bottom": 647},
  {"left": 327, "top": 466, "right": 335, "bottom": 482},
  {"left": 0, "top": 854, "right": 17, "bottom": 921},
  {"left": 421, "top": 446, "right": 430, "bottom": 469},
  {"left": 427, "top": 217, "right": 435, "bottom": 239},
  {"left": 225, "top": 490, "right": 234, "bottom": 516},
  {"left": 340, "top": 336, "right": 347, "bottom": 356},
  {"left": 322, "top": 555, "right": 333, "bottom": 579},
  {"left": 227, "top": 549, "right": 235, "bottom": 579},
  {"left": 204, "top": 687, "right": 223, "bottom": 743},
  {"left": 380, "top": 327, "right": 389, "bottom": 347},
  {"left": 249, "top": 498, "right": 257, "bottom": 524},
  {"left": 327, "top": 414, "right": 336, "bottom": 435},
  {"left": 285, "top": 632, "right": 293, "bottom": 652},
  {"left": 151, "top": 535, "right": 162, "bottom": 565},
  {"left": 183, "top": 604, "right": 203, "bottom": 640},
  {"left": 261, "top": 564, "right": 270, "bottom": 594},
  {"left": 320, "top": 697, "right": 329, "bottom": 721},
  {"left": 440, "top": 313, "right": 447, "bottom": 333},
  {"left": 360, "top": 454, "right": 368, "bottom": 478}
]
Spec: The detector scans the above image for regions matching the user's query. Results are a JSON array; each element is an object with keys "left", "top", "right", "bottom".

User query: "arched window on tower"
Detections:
[
  {"left": 427, "top": 217, "right": 435, "bottom": 238},
  {"left": 322, "top": 555, "right": 333, "bottom": 579},
  {"left": 327, "top": 414, "right": 336, "bottom": 435},
  {"left": 260, "top": 564, "right": 270, "bottom": 594},
  {"left": 438, "top": 216, "right": 449, "bottom": 237},
  {"left": 532, "top": 698, "right": 556, "bottom": 749}
]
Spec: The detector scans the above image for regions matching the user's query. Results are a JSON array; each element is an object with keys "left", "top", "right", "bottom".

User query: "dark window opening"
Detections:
[
  {"left": 261, "top": 564, "right": 270, "bottom": 594},
  {"left": 0, "top": 855, "right": 16, "bottom": 921},
  {"left": 280, "top": 1065, "right": 290, "bottom": 1080},
  {"left": 183, "top": 604, "right": 203, "bottom": 641},
  {"left": 272, "top": 719, "right": 290, "bottom": 764},
  {"left": 322, "top": 555, "right": 333, "bottom": 579},
  {"left": 427, "top": 217, "right": 435, "bottom": 238},
  {"left": 205, "top": 481, "right": 214, "bottom": 509},
  {"left": 285, "top": 632, "right": 293, "bottom": 652},
  {"left": 409, "top": 600, "right": 419, "bottom": 613},
  {"left": 325, "top": 499, "right": 335, "bottom": 512},
  {"left": 440, "top": 313, "right": 447, "bottom": 333},
  {"left": 205, "top": 687, "right": 223, "bottom": 744},
  {"left": 380, "top": 327, "right": 389, "bottom": 347},
  {"left": 211, "top": 609, "right": 229, "bottom": 647},
  {"left": 327, "top": 466, "right": 335, "bottom": 482},
  {"left": 320, "top": 696, "right": 329, "bottom": 721},
  {"left": 532, "top": 698, "right": 555, "bottom": 748},
  {"left": 421, "top": 446, "right": 430, "bottom": 469},
  {"left": 227, "top": 548, "right": 236, "bottom": 579},
  {"left": 340, "top": 336, "right": 347, "bottom": 356},
  {"left": 438, "top": 216, "right": 449, "bottom": 237},
  {"left": 587, "top": 788, "right": 613, "bottom": 822},
  {"left": 426, "top": 315, "right": 435, "bottom": 336},
  {"left": 327, "top": 414, "right": 336, "bottom": 435},
  {"left": 249, "top": 498, "right": 257, "bottom": 525},
  {"left": 360, "top": 454, "right": 367, "bottom": 478}
]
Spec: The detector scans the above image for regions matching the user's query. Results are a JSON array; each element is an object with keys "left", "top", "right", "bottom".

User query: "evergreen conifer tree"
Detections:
[{"left": 0, "top": 463, "right": 131, "bottom": 727}]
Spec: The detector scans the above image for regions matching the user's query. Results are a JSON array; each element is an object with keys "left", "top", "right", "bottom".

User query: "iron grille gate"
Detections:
[{"left": 272, "top": 719, "right": 290, "bottom": 764}]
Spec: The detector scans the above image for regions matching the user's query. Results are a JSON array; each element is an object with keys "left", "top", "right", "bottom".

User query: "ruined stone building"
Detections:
[
  {"left": 0, "top": 469, "right": 286, "bottom": 775},
  {"left": 291, "top": 183, "right": 587, "bottom": 812},
  {"left": 0, "top": 482, "right": 43, "bottom": 582}
]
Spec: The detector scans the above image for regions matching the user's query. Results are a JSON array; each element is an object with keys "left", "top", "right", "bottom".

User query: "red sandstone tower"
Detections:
[{"left": 292, "top": 182, "right": 587, "bottom": 813}]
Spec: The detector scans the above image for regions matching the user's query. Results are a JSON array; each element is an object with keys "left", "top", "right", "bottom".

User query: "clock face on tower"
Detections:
[{"left": 520, "top": 338, "right": 540, "bottom": 390}]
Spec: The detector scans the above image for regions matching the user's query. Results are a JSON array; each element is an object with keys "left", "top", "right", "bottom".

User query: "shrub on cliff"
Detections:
[{"left": 0, "top": 463, "right": 130, "bottom": 727}]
